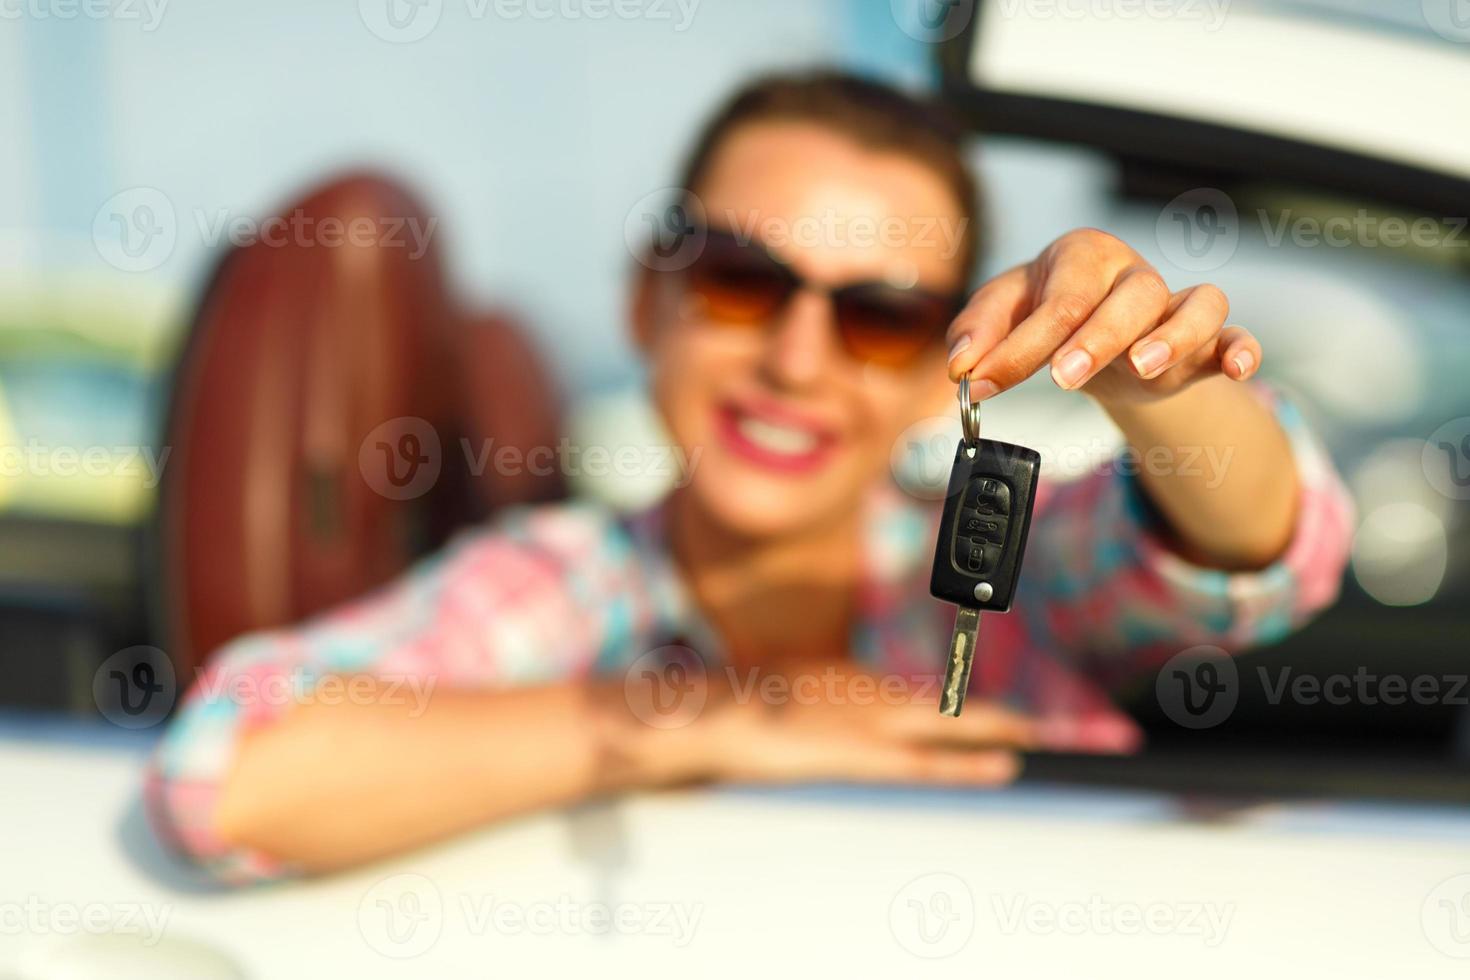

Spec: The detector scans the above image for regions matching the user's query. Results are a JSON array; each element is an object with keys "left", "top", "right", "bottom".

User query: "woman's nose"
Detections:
[{"left": 759, "top": 287, "right": 840, "bottom": 390}]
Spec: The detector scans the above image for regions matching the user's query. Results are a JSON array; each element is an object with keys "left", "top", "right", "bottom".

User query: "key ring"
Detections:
[{"left": 958, "top": 377, "right": 982, "bottom": 450}]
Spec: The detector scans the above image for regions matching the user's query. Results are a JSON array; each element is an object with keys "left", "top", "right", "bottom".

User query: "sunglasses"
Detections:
[{"left": 671, "top": 225, "right": 966, "bottom": 369}]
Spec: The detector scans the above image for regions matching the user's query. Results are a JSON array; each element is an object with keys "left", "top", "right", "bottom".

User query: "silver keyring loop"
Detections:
[{"left": 958, "top": 377, "right": 982, "bottom": 449}]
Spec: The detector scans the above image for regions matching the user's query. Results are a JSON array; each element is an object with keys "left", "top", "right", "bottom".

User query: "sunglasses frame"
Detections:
[{"left": 669, "top": 223, "right": 968, "bottom": 369}]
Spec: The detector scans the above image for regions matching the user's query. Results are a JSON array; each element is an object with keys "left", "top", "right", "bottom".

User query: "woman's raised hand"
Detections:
[{"left": 945, "top": 228, "right": 1261, "bottom": 408}]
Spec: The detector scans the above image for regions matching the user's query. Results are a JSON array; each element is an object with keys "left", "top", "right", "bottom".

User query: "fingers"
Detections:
[
  {"left": 1218, "top": 325, "right": 1261, "bottom": 380},
  {"left": 957, "top": 233, "right": 1124, "bottom": 396},
  {"left": 1047, "top": 265, "right": 1172, "bottom": 390},
  {"left": 841, "top": 743, "right": 1022, "bottom": 787},
  {"left": 737, "top": 690, "right": 1035, "bottom": 787},
  {"left": 739, "top": 725, "right": 1021, "bottom": 787},
  {"left": 943, "top": 228, "right": 1254, "bottom": 404},
  {"left": 903, "top": 747, "right": 1021, "bottom": 785},
  {"left": 1034, "top": 712, "right": 1141, "bottom": 755},
  {"left": 1123, "top": 283, "right": 1229, "bottom": 381},
  {"left": 945, "top": 265, "right": 1029, "bottom": 386},
  {"left": 876, "top": 698, "right": 1039, "bottom": 750}
]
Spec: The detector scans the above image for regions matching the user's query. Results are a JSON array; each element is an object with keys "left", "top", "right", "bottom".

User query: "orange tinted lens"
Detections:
[
  {"left": 834, "top": 286, "right": 954, "bottom": 367},
  {"left": 684, "top": 232, "right": 794, "bottom": 326}
]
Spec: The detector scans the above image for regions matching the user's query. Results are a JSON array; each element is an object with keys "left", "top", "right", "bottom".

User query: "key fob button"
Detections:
[
  {"left": 967, "top": 478, "right": 1012, "bottom": 516},
  {"left": 960, "top": 540, "right": 984, "bottom": 572},
  {"left": 957, "top": 538, "right": 1001, "bottom": 574},
  {"left": 960, "top": 509, "right": 1008, "bottom": 546}
]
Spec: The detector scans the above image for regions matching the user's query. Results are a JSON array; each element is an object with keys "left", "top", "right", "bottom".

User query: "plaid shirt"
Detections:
[{"left": 145, "top": 386, "right": 1355, "bottom": 884}]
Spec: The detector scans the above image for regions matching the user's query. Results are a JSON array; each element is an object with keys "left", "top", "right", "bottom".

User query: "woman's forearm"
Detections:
[
  {"left": 211, "top": 679, "right": 707, "bottom": 875},
  {"left": 1103, "top": 375, "right": 1299, "bottom": 571}
]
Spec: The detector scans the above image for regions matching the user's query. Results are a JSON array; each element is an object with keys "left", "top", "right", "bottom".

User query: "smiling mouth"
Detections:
[{"left": 715, "top": 401, "right": 838, "bottom": 475}]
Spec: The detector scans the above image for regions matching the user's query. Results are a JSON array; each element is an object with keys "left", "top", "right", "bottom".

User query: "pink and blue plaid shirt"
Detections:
[{"left": 146, "top": 386, "right": 1355, "bottom": 884}]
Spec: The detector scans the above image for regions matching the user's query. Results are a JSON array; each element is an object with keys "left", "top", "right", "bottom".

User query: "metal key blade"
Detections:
[{"left": 940, "top": 606, "right": 980, "bottom": 716}]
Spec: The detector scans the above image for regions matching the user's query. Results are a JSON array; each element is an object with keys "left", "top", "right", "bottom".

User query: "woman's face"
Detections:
[{"left": 639, "top": 120, "right": 970, "bottom": 539}]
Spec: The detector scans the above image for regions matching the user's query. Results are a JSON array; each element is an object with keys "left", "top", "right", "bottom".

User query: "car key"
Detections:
[{"left": 929, "top": 378, "right": 1041, "bottom": 716}]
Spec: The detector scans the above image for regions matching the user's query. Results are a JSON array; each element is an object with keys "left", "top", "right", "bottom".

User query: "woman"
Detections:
[{"left": 147, "top": 71, "right": 1353, "bottom": 884}]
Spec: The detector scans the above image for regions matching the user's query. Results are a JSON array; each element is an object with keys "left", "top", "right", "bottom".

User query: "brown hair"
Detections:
[{"left": 674, "top": 70, "right": 982, "bottom": 283}]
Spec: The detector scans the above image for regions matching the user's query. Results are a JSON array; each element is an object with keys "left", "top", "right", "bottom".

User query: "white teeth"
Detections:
[{"left": 736, "top": 415, "right": 819, "bottom": 456}]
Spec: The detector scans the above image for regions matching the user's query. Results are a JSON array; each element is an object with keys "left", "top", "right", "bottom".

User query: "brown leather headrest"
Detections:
[{"left": 156, "top": 172, "right": 562, "bottom": 676}]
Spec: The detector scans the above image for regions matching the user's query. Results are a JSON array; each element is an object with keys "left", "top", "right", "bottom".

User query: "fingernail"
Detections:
[
  {"left": 1082, "top": 716, "right": 1142, "bottom": 755},
  {"left": 1232, "top": 350, "right": 1255, "bottom": 378},
  {"left": 1131, "top": 340, "right": 1171, "bottom": 377},
  {"left": 969, "top": 379, "right": 999, "bottom": 401},
  {"left": 991, "top": 754, "right": 1022, "bottom": 782},
  {"left": 1035, "top": 716, "right": 1079, "bottom": 749},
  {"left": 1051, "top": 349, "right": 1092, "bottom": 389},
  {"left": 947, "top": 336, "right": 971, "bottom": 363},
  {"left": 1036, "top": 715, "right": 1140, "bottom": 755}
]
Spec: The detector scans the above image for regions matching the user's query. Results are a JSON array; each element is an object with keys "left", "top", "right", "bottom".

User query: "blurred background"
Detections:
[
  {"left": 2, "top": 0, "right": 1470, "bottom": 974},
  {"left": 4, "top": 0, "right": 1467, "bottom": 788}
]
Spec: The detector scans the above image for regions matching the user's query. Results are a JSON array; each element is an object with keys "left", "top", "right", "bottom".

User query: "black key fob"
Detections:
[{"left": 929, "top": 438, "right": 1041, "bottom": 615}]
